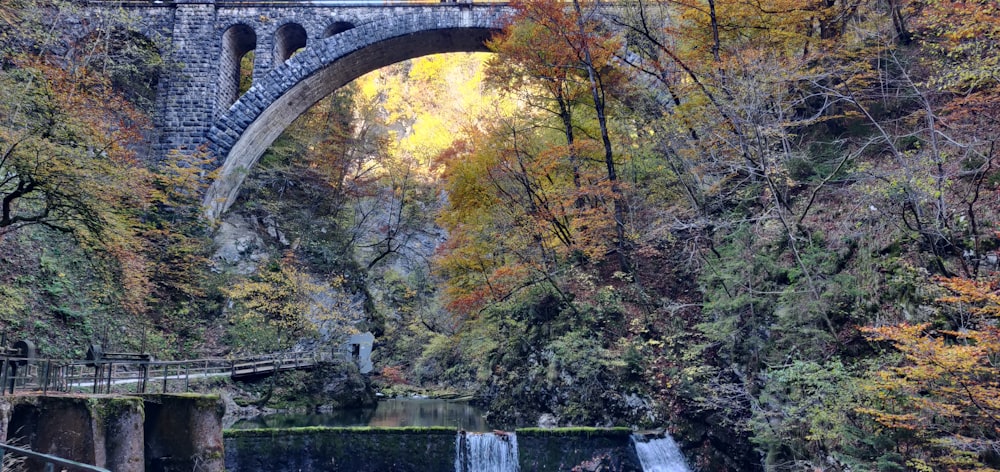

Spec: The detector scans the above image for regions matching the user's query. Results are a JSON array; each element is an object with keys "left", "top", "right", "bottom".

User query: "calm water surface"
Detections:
[{"left": 230, "top": 398, "right": 493, "bottom": 431}]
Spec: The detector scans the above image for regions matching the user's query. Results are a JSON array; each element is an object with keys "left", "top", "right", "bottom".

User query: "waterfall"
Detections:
[
  {"left": 455, "top": 431, "right": 519, "bottom": 472},
  {"left": 632, "top": 433, "right": 690, "bottom": 472}
]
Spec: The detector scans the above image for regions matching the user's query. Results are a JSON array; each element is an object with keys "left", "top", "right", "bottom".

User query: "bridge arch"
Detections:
[{"left": 203, "top": 8, "right": 509, "bottom": 219}]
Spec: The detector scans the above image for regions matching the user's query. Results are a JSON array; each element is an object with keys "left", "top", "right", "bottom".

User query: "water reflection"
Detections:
[{"left": 230, "top": 398, "right": 492, "bottom": 432}]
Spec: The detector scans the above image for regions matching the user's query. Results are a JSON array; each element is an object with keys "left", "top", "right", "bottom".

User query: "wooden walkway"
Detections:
[
  {"left": 231, "top": 354, "right": 319, "bottom": 379},
  {"left": 0, "top": 350, "right": 340, "bottom": 395}
]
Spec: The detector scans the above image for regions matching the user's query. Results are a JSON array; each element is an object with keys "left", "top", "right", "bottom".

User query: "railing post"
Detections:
[
  {"left": 162, "top": 363, "right": 169, "bottom": 393},
  {"left": 0, "top": 360, "right": 8, "bottom": 396},
  {"left": 7, "top": 362, "right": 16, "bottom": 394},
  {"left": 42, "top": 359, "right": 51, "bottom": 394}
]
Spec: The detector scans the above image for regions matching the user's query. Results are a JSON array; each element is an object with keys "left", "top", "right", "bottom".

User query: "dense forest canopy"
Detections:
[{"left": 2, "top": 0, "right": 1000, "bottom": 469}]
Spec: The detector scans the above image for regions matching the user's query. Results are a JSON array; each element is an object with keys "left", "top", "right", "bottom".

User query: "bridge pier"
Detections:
[
  {"left": 0, "top": 394, "right": 223, "bottom": 472},
  {"left": 143, "top": 394, "right": 225, "bottom": 472},
  {"left": 0, "top": 395, "right": 144, "bottom": 472},
  {"left": 154, "top": 0, "right": 222, "bottom": 159}
]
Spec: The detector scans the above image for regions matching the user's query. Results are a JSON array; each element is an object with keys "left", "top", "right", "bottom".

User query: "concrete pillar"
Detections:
[
  {"left": 0, "top": 395, "right": 145, "bottom": 472},
  {"left": 143, "top": 394, "right": 225, "bottom": 472}
]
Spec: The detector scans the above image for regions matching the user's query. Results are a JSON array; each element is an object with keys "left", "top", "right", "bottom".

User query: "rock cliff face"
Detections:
[
  {"left": 213, "top": 215, "right": 270, "bottom": 275},
  {"left": 212, "top": 212, "right": 369, "bottom": 342},
  {"left": 212, "top": 210, "right": 386, "bottom": 411},
  {"left": 213, "top": 175, "right": 449, "bottom": 351}
]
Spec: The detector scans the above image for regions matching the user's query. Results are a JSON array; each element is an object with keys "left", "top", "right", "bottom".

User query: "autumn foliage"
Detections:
[{"left": 862, "top": 277, "right": 1000, "bottom": 470}]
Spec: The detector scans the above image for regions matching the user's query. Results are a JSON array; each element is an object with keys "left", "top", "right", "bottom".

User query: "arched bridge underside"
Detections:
[{"left": 200, "top": 8, "right": 508, "bottom": 219}]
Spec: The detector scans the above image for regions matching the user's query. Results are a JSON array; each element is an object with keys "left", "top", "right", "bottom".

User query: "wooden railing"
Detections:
[{"left": 0, "top": 350, "right": 339, "bottom": 395}]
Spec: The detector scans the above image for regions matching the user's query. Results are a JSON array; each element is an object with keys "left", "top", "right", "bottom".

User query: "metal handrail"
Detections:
[
  {"left": 0, "top": 350, "right": 340, "bottom": 395},
  {"left": 0, "top": 442, "right": 110, "bottom": 472}
]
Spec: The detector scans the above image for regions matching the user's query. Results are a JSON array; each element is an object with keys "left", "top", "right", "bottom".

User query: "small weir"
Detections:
[
  {"left": 455, "top": 431, "right": 519, "bottom": 472},
  {"left": 225, "top": 419, "right": 691, "bottom": 472},
  {"left": 632, "top": 434, "right": 691, "bottom": 472}
]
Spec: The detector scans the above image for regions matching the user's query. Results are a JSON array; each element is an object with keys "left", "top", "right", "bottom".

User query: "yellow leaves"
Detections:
[
  {"left": 354, "top": 52, "right": 497, "bottom": 178},
  {"left": 856, "top": 407, "right": 921, "bottom": 430},
  {"left": 223, "top": 253, "right": 338, "bottom": 351},
  {"left": 910, "top": 0, "right": 1000, "bottom": 92},
  {"left": 859, "top": 275, "right": 1000, "bottom": 470},
  {"left": 936, "top": 276, "right": 1000, "bottom": 319},
  {"left": 907, "top": 458, "right": 935, "bottom": 472}
]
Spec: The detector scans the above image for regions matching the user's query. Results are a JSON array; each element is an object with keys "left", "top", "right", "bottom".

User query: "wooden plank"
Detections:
[{"left": 230, "top": 356, "right": 317, "bottom": 379}]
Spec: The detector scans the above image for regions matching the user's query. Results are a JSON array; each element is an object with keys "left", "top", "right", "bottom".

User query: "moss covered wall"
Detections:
[
  {"left": 143, "top": 393, "right": 225, "bottom": 472},
  {"left": 0, "top": 394, "right": 223, "bottom": 472},
  {"left": 1, "top": 395, "right": 144, "bottom": 472},
  {"left": 224, "top": 427, "right": 458, "bottom": 472},
  {"left": 226, "top": 426, "right": 647, "bottom": 472},
  {"left": 515, "top": 428, "right": 642, "bottom": 472}
]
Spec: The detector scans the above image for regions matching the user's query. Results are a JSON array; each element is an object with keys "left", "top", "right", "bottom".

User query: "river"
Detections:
[{"left": 230, "top": 397, "right": 492, "bottom": 431}]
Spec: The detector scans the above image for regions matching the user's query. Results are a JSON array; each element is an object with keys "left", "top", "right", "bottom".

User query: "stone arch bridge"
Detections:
[{"left": 88, "top": 0, "right": 512, "bottom": 218}]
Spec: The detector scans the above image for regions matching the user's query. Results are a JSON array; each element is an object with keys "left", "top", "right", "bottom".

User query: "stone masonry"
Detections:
[{"left": 88, "top": 0, "right": 511, "bottom": 218}]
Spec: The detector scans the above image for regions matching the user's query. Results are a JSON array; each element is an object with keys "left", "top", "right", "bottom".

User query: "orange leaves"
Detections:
[
  {"left": 437, "top": 0, "right": 638, "bottom": 317},
  {"left": 860, "top": 275, "right": 1000, "bottom": 469},
  {"left": 1, "top": 14, "right": 159, "bottom": 317},
  {"left": 380, "top": 365, "right": 408, "bottom": 385},
  {"left": 936, "top": 276, "right": 1000, "bottom": 319}
]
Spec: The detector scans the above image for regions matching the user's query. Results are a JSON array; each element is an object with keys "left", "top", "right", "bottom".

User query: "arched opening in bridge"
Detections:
[
  {"left": 219, "top": 50, "right": 497, "bottom": 363},
  {"left": 219, "top": 24, "right": 257, "bottom": 111},
  {"left": 274, "top": 23, "right": 308, "bottom": 65},
  {"left": 203, "top": 15, "right": 505, "bottom": 361},
  {"left": 204, "top": 17, "right": 500, "bottom": 218},
  {"left": 323, "top": 21, "right": 355, "bottom": 38}
]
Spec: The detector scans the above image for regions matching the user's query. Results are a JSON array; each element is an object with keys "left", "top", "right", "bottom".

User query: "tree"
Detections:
[
  {"left": 487, "top": 0, "right": 633, "bottom": 270},
  {"left": 223, "top": 253, "right": 330, "bottom": 353},
  {"left": 0, "top": 7, "right": 156, "bottom": 313},
  {"left": 861, "top": 276, "right": 1000, "bottom": 470}
]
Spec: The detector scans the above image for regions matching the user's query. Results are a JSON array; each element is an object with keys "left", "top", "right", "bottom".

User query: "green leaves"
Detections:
[{"left": 223, "top": 254, "right": 328, "bottom": 353}]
